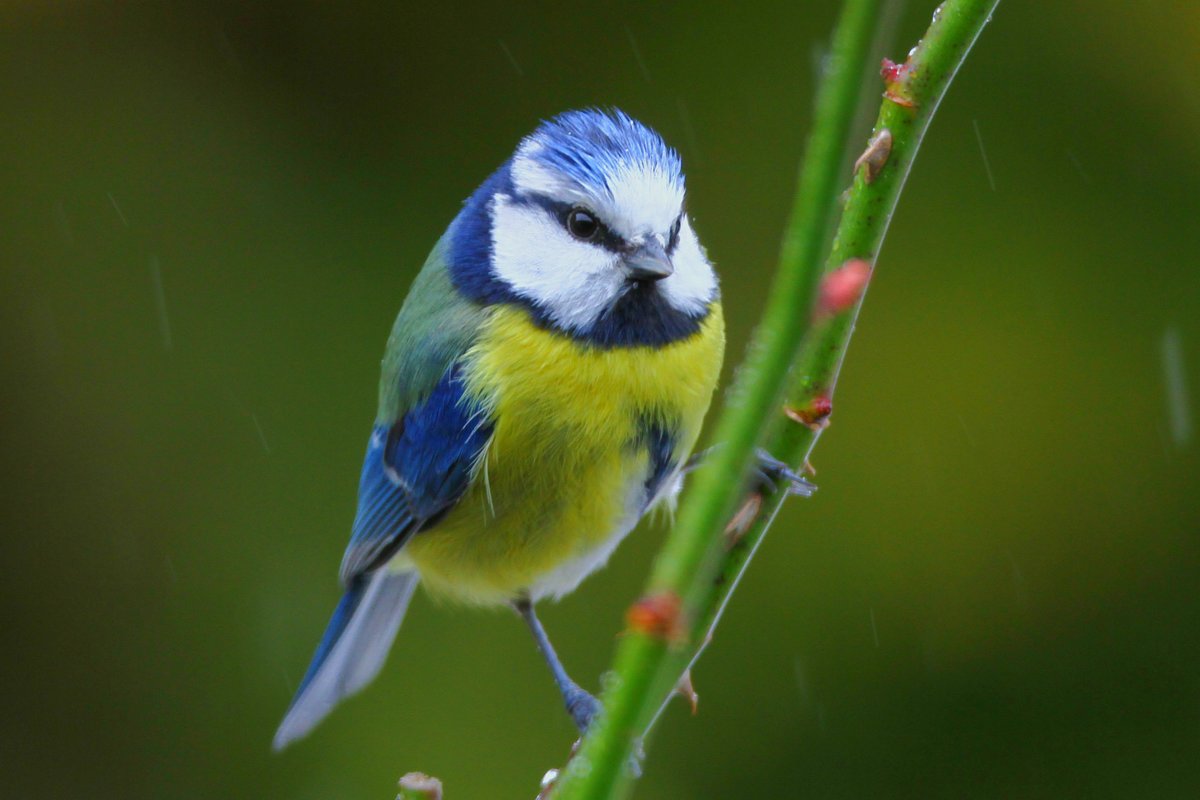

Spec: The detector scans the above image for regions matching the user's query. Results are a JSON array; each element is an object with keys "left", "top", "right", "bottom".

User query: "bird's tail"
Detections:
[{"left": 273, "top": 569, "right": 419, "bottom": 751}]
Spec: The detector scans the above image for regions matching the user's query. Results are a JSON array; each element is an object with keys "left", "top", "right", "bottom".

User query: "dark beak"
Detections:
[{"left": 623, "top": 238, "right": 674, "bottom": 282}]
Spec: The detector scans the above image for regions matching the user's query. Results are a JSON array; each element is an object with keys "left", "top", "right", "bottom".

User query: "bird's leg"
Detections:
[
  {"left": 684, "top": 446, "right": 816, "bottom": 497},
  {"left": 513, "top": 597, "right": 601, "bottom": 734}
]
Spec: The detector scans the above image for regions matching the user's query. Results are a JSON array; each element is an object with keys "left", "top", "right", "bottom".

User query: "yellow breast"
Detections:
[{"left": 402, "top": 302, "right": 725, "bottom": 605}]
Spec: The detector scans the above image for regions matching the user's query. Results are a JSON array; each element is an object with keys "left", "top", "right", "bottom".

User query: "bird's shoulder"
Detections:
[{"left": 378, "top": 233, "right": 490, "bottom": 421}]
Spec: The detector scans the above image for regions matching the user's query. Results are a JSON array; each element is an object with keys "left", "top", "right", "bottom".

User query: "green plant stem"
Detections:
[
  {"left": 551, "top": 2, "right": 999, "bottom": 798},
  {"left": 708, "top": 0, "right": 1003, "bottom": 674},
  {"left": 551, "top": 1, "right": 880, "bottom": 797}
]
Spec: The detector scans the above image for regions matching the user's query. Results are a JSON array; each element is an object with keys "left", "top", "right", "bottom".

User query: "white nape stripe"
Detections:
[{"left": 510, "top": 151, "right": 583, "bottom": 204}]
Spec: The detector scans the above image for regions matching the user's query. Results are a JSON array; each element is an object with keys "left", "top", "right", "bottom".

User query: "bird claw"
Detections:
[
  {"left": 564, "top": 684, "right": 602, "bottom": 734},
  {"left": 684, "top": 446, "right": 818, "bottom": 498},
  {"left": 751, "top": 448, "right": 816, "bottom": 497},
  {"left": 563, "top": 690, "right": 644, "bottom": 779}
]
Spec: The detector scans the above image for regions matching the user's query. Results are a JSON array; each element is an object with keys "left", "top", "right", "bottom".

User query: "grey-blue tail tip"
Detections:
[{"left": 272, "top": 570, "right": 419, "bottom": 752}]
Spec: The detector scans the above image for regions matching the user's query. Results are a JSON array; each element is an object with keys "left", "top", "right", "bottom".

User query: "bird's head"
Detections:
[{"left": 449, "top": 109, "right": 718, "bottom": 347}]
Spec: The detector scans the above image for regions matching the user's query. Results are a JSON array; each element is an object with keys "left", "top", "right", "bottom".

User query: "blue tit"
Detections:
[{"left": 273, "top": 109, "right": 725, "bottom": 750}]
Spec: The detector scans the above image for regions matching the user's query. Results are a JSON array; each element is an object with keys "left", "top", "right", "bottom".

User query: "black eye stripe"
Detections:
[
  {"left": 517, "top": 193, "right": 628, "bottom": 254},
  {"left": 667, "top": 215, "right": 683, "bottom": 253},
  {"left": 512, "top": 193, "right": 684, "bottom": 257},
  {"left": 562, "top": 206, "right": 626, "bottom": 252}
]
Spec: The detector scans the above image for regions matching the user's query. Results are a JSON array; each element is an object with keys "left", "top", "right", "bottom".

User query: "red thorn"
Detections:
[
  {"left": 785, "top": 395, "right": 833, "bottom": 431},
  {"left": 880, "top": 58, "right": 904, "bottom": 83},
  {"left": 818, "top": 259, "right": 872, "bottom": 317},
  {"left": 880, "top": 58, "right": 917, "bottom": 108},
  {"left": 626, "top": 591, "right": 686, "bottom": 643},
  {"left": 853, "top": 129, "right": 893, "bottom": 184}
]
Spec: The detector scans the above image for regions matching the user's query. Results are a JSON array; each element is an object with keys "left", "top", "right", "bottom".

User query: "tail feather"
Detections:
[{"left": 273, "top": 570, "right": 419, "bottom": 750}]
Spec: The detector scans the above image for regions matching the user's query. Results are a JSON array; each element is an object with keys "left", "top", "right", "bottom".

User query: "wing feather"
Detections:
[
  {"left": 336, "top": 231, "right": 492, "bottom": 583},
  {"left": 339, "top": 366, "right": 492, "bottom": 584}
]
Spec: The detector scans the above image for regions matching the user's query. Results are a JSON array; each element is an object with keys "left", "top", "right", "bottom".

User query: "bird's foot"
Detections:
[
  {"left": 684, "top": 446, "right": 816, "bottom": 498},
  {"left": 563, "top": 684, "right": 644, "bottom": 777},
  {"left": 563, "top": 682, "right": 602, "bottom": 734},
  {"left": 751, "top": 448, "right": 816, "bottom": 497}
]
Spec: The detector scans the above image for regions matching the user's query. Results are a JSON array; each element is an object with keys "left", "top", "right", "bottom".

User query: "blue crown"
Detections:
[{"left": 521, "top": 109, "right": 683, "bottom": 198}]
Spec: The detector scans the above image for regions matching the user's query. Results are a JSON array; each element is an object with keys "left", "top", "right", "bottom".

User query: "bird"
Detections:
[{"left": 272, "top": 108, "right": 728, "bottom": 751}]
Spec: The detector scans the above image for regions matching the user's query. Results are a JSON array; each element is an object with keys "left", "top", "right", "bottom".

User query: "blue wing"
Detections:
[
  {"left": 339, "top": 365, "right": 493, "bottom": 584},
  {"left": 272, "top": 364, "right": 492, "bottom": 750},
  {"left": 275, "top": 237, "right": 493, "bottom": 750}
]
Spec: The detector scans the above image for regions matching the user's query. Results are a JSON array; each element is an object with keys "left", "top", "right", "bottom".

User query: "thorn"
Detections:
[
  {"left": 879, "top": 57, "right": 904, "bottom": 83},
  {"left": 853, "top": 129, "right": 893, "bottom": 183},
  {"left": 568, "top": 737, "right": 583, "bottom": 758},
  {"left": 397, "top": 772, "right": 443, "bottom": 800},
  {"left": 536, "top": 769, "right": 560, "bottom": 800},
  {"left": 674, "top": 669, "right": 699, "bottom": 715},
  {"left": 723, "top": 493, "right": 763, "bottom": 547},
  {"left": 802, "top": 460, "right": 817, "bottom": 478},
  {"left": 785, "top": 395, "right": 832, "bottom": 431},
  {"left": 880, "top": 58, "right": 917, "bottom": 108},
  {"left": 626, "top": 591, "right": 686, "bottom": 643},
  {"left": 817, "top": 259, "right": 872, "bottom": 318}
]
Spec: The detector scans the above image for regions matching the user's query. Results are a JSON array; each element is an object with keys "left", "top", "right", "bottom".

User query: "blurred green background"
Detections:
[{"left": 2, "top": 2, "right": 1198, "bottom": 797}]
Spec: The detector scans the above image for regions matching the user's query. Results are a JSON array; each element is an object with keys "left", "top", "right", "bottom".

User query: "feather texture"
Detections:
[
  {"left": 405, "top": 301, "right": 725, "bottom": 603},
  {"left": 275, "top": 108, "right": 725, "bottom": 749},
  {"left": 340, "top": 368, "right": 493, "bottom": 584},
  {"left": 273, "top": 570, "right": 419, "bottom": 750},
  {"left": 378, "top": 235, "right": 488, "bottom": 420}
]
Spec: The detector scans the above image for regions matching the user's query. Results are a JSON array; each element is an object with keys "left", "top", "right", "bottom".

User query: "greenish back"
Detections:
[{"left": 377, "top": 234, "right": 488, "bottom": 421}]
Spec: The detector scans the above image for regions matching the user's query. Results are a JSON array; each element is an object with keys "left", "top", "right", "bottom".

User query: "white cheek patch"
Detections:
[
  {"left": 490, "top": 193, "right": 624, "bottom": 332},
  {"left": 507, "top": 141, "right": 715, "bottom": 323},
  {"left": 660, "top": 216, "right": 718, "bottom": 313}
]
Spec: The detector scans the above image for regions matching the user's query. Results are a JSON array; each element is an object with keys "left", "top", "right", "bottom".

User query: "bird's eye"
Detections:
[{"left": 566, "top": 208, "right": 601, "bottom": 241}]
